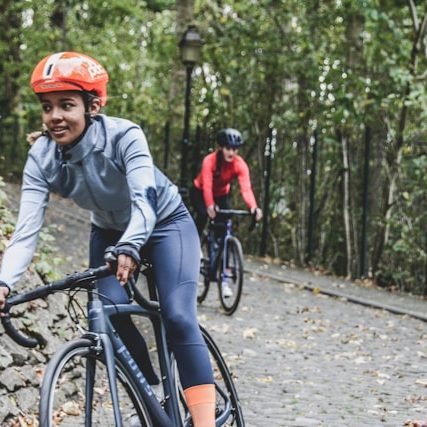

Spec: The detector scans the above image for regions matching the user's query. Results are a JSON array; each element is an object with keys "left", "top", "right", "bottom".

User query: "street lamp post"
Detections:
[{"left": 178, "top": 25, "right": 203, "bottom": 197}]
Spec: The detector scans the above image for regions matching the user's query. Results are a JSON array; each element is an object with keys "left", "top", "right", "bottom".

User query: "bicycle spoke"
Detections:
[{"left": 40, "top": 339, "right": 151, "bottom": 426}]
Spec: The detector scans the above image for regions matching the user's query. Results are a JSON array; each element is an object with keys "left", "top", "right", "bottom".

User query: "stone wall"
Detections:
[{"left": 0, "top": 269, "right": 79, "bottom": 426}]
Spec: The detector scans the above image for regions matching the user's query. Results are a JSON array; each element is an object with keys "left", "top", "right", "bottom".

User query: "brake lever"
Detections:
[
  {"left": 248, "top": 212, "right": 257, "bottom": 232},
  {"left": 104, "top": 246, "right": 118, "bottom": 272},
  {"left": 125, "top": 277, "right": 135, "bottom": 302}
]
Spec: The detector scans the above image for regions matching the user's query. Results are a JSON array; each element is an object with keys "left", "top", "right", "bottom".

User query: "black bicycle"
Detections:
[
  {"left": 1, "top": 254, "right": 245, "bottom": 426},
  {"left": 198, "top": 209, "right": 255, "bottom": 315}
]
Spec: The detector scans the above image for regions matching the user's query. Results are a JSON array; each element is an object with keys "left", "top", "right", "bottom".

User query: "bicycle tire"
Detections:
[
  {"left": 197, "top": 234, "right": 211, "bottom": 304},
  {"left": 218, "top": 236, "right": 244, "bottom": 315},
  {"left": 201, "top": 325, "right": 245, "bottom": 426},
  {"left": 172, "top": 326, "right": 245, "bottom": 426},
  {"left": 39, "top": 337, "right": 153, "bottom": 427}
]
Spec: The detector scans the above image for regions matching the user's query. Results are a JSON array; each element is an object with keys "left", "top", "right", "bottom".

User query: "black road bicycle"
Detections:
[
  {"left": 1, "top": 254, "right": 245, "bottom": 426},
  {"left": 198, "top": 209, "right": 255, "bottom": 316}
]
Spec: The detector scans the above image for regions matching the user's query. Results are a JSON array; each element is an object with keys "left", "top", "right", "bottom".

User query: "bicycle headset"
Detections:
[{"left": 217, "top": 128, "right": 245, "bottom": 148}]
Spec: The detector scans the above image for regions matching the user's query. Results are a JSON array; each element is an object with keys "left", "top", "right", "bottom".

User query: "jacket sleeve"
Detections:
[
  {"left": 115, "top": 127, "right": 157, "bottom": 250},
  {"left": 0, "top": 155, "right": 49, "bottom": 289},
  {"left": 201, "top": 154, "right": 216, "bottom": 207},
  {"left": 236, "top": 157, "right": 258, "bottom": 210}
]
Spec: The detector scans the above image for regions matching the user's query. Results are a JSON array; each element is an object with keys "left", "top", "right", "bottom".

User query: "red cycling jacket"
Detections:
[{"left": 193, "top": 151, "right": 258, "bottom": 209}]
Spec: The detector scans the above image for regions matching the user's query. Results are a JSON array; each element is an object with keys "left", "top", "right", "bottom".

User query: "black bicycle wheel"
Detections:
[
  {"left": 197, "top": 233, "right": 211, "bottom": 304},
  {"left": 39, "top": 337, "right": 153, "bottom": 427},
  {"left": 217, "top": 236, "right": 244, "bottom": 315},
  {"left": 201, "top": 325, "right": 245, "bottom": 426},
  {"left": 172, "top": 326, "right": 245, "bottom": 427}
]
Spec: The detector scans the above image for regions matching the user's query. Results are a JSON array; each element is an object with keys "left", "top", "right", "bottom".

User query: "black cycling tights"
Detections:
[{"left": 189, "top": 187, "right": 230, "bottom": 236}]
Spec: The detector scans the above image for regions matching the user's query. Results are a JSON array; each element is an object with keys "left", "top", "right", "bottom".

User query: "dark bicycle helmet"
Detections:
[{"left": 217, "top": 128, "right": 244, "bottom": 148}]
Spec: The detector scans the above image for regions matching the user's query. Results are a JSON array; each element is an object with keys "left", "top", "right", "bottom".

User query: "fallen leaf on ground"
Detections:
[
  {"left": 243, "top": 328, "right": 258, "bottom": 339},
  {"left": 62, "top": 401, "right": 81, "bottom": 416},
  {"left": 256, "top": 376, "right": 273, "bottom": 383}
]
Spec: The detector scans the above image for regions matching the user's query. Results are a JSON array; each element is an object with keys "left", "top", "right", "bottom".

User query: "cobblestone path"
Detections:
[{"left": 3, "top": 183, "right": 427, "bottom": 426}]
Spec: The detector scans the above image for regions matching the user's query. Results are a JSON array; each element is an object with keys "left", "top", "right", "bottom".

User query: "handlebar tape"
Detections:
[
  {"left": 1, "top": 315, "right": 39, "bottom": 348},
  {"left": 0, "top": 265, "right": 112, "bottom": 349}
]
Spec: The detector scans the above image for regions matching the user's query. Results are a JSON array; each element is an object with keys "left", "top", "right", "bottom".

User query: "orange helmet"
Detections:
[{"left": 31, "top": 52, "right": 109, "bottom": 106}]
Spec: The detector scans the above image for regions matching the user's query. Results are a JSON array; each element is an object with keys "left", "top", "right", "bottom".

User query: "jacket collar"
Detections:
[{"left": 57, "top": 120, "right": 100, "bottom": 163}]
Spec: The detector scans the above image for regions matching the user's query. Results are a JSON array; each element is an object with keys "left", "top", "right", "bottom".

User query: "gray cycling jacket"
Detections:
[{"left": 0, "top": 114, "right": 181, "bottom": 289}]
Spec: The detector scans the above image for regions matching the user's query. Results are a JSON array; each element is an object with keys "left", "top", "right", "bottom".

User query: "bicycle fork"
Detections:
[
  {"left": 220, "top": 219, "right": 233, "bottom": 283},
  {"left": 87, "top": 300, "right": 124, "bottom": 427}
]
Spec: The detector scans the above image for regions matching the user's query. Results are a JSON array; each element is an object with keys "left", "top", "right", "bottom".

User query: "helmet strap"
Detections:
[{"left": 82, "top": 92, "right": 100, "bottom": 128}]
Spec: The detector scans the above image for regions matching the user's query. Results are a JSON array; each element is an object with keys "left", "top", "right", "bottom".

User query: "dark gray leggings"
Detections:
[{"left": 89, "top": 203, "right": 213, "bottom": 389}]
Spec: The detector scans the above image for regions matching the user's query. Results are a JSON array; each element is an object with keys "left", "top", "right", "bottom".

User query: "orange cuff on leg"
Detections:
[{"left": 184, "top": 384, "right": 215, "bottom": 427}]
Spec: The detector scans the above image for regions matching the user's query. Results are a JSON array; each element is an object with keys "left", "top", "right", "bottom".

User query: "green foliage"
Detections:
[
  {"left": 0, "top": 180, "right": 63, "bottom": 282},
  {"left": 1, "top": 0, "right": 427, "bottom": 293},
  {"left": 33, "top": 227, "right": 64, "bottom": 282},
  {"left": 378, "top": 154, "right": 427, "bottom": 293}
]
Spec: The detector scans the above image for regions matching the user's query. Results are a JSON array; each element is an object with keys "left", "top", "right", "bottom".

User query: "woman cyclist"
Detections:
[
  {"left": 0, "top": 52, "right": 215, "bottom": 427},
  {"left": 190, "top": 128, "right": 262, "bottom": 296},
  {"left": 191, "top": 128, "right": 262, "bottom": 233}
]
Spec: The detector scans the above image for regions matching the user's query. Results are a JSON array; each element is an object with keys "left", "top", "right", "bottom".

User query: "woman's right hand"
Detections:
[{"left": 0, "top": 286, "right": 10, "bottom": 313}]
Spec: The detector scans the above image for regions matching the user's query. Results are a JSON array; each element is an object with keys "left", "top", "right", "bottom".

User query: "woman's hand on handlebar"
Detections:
[
  {"left": 116, "top": 254, "right": 138, "bottom": 286},
  {"left": 207, "top": 205, "right": 217, "bottom": 219},
  {"left": 0, "top": 286, "right": 10, "bottom": 316},
  {"left": 104, "top": 245, "right": 138, "bottom": 286},
  {"left": 251, "top": 207, "right": 263, "bottom": 222}
]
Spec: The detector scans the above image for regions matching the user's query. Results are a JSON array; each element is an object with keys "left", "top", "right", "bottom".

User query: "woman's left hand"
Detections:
[
  {"left": 251, "top": 207, "right": 263, "bottom": 222},
  {"left": 116, "top": 254, "right": 137, "bottom": 286}
]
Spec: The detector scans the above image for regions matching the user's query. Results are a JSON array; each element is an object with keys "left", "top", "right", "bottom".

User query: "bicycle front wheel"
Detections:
[
  {"left": 39, "top": 337, "right": 153, "bottom": 427},
  {"left": 218, "top": 236, "right": 244, "bottom": 315}
]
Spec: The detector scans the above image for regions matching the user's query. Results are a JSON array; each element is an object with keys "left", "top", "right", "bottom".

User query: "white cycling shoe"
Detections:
[{"left": 221, "top": 281, "right": 233, "bottom": 298}]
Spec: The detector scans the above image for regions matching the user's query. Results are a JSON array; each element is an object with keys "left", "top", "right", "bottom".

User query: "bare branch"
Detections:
[
  {"left": 408, "top": 0, "right": 419, "bottom": 30},
  {"left": 414, "top": 69, "right": 427, "bottom": 80},
  {"left": 418, "top": 5, "right": 427, "bottom": 42},
  {"left": 415, "top": 4, "right": 427, "bottom": 55}
]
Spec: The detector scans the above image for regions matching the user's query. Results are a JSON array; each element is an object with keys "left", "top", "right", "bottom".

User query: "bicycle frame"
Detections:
[
  {"left": 2, "top": 261, "right": 243, "bottom": 426},
  {"left": 1, "top": 266, "right": 183, "bottom": 427},
  {"left": 87, "top": 295, "right": 181, "bottom": 427},
  {"left": 207, "top": 210, "right": 251, "bottom": 280}
]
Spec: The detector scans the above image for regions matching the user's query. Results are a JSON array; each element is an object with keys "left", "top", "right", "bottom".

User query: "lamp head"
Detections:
[{"left": 179, "top": 25, "right": 203, "bottom": 66}]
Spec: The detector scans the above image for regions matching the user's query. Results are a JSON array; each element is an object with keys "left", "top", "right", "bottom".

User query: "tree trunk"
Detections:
[
  {"left": 162, "top": 0, "right": 195, "bottom": 178},
  {"left": 51, "top": 0, "right": 68, "bottom": 50},
  {"left": 176, "top": 0, "right": 195, "bottom": 32},
  {"left": 372, "top": 3, "right": 427, "bottom": 271},
  {"left": 0, "top": 1, "right": 23, "bottom": 163},
  {"left": 340, "top": 132, "right": 353, "bottom": 278},
  {"left": 296, "top": 131, "right": 308, "bottom": 266}
]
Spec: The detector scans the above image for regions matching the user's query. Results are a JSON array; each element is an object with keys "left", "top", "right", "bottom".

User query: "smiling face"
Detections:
[{"left": 40, "top": 91, "right": 100, "bottom": 145}]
